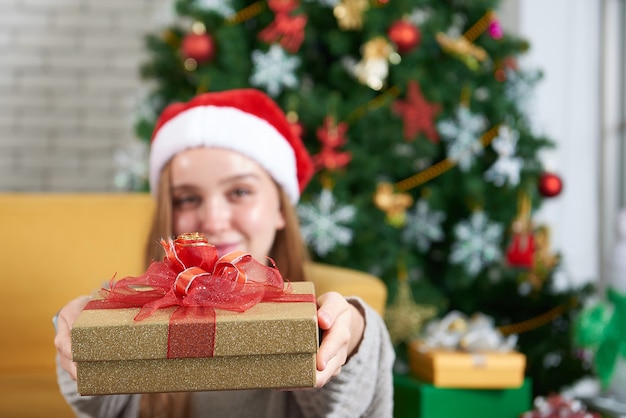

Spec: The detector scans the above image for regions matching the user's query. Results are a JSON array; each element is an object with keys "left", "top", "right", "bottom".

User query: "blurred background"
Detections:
[{"left": 2, "top": 0, "right": 621, "bottom": 289}]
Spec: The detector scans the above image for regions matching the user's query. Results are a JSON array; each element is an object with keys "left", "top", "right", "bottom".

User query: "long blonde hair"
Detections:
[{"left": 140, "top": 158, "right": 309, "bottom": 418}]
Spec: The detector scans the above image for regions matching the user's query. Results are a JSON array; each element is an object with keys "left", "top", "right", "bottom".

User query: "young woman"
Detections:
[{"left": 54, "top": 89, "right": 395, "bottom": 418}]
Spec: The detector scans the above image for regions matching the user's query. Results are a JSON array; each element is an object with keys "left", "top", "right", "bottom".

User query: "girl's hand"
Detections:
[
  {"left": 53, "top": 295, "right": 91, "bottom": 380},
  {"left": 314, "top": 292, "right": 365, "bottom": 388}
]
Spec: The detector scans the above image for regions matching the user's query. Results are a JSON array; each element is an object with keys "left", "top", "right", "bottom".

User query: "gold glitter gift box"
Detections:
[
  {"left": 408, "top": 341, "right": 526, "bottom": 389},
  {"left": 72, "top": 282, "right": 318, "bottom": 395}
]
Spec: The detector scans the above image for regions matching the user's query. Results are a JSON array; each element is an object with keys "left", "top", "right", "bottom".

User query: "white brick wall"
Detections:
[{"left": 0, "top": 0, "right": 163, "bottom": 191}]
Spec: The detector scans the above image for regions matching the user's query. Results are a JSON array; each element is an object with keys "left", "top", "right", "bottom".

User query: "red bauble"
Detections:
[
  {"left": 506, "top": 232, "right": 535, "bottom": 269},
  {"left": 388, "top": 20, "right": 421, "bottom": 54},
  {"left": 181, "top": 32, "right": 215, "bottom": 64},
  {"left": 538, "top": 172, "right": 563, "bottom": 197}
]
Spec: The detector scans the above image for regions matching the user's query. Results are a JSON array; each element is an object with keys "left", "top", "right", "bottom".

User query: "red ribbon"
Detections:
[{"left": 85, "top": 233, "right": 314, "bottom": 358}]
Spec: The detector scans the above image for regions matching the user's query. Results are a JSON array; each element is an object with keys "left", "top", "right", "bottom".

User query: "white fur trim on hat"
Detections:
[{"left": 149, "top": 105, "right": 299, "bottom": 202}]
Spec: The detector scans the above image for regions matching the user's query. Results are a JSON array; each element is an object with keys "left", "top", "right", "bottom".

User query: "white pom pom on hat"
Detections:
[{"left": 149, "top": 88, "right": 314, "bottom": 203}]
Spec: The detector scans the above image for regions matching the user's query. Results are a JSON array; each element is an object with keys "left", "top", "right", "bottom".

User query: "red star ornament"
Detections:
[{"left": 392, "top": 80, "right": 441, "bottom": 143}]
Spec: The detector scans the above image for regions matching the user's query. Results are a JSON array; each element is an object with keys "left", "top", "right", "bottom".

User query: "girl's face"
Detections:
[{"left": 170, "top": 147, "right": 285, "bottom": 261}]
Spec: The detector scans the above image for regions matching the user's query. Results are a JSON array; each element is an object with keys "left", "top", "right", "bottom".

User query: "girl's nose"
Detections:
[{"left": 199, "top": 198, "right": 229, "bottom": 234}]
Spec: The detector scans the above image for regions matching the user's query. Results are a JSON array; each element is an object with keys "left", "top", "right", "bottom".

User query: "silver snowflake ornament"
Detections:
[
  {"left": 438, "top": 106, "right": 487, "bottom": 171},
  {"left": 505, "top": 67, "right": 541, "bottom": 109},
  {"left": 403, "top": 200, "right": 446, "bottom": 252},
  {"left": 194, "top": 0, "right": 235, "bottom": 17},
  {"left": 484, "top": 125, "right": 524, "bottom": 187},
  {"left": 250, "top": 45, "right": 301, "bottom": 97},
  {"left": 304, "top": 0, "right": 340, "bottom": 7},
  {"left": 298, "top": 189, "right": 356, "bottom": 256},
  {"left": 449, "top": 211, "right": 503, "bottom": 276},
  {"left": 113, "top": 140, "right": 149, "bottom": 191}
]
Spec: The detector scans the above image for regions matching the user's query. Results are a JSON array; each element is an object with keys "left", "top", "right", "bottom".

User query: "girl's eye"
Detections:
[
  {"left": 173, "top": 195, "right": 202, "bottom": 209},
  {"left": 228, "top": 186, "right": 253, "bottom": 199}
]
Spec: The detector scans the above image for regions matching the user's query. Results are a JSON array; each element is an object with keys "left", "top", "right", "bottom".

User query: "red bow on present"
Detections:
[{"left": 94, "top": 232, "right": 298, "bottom": 321}]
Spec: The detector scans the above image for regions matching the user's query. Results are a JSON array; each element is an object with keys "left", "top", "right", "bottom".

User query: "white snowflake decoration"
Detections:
[
  {"left": 250, "top": 45, "right": 301, "bottom": 97},
  {"left": 484, "top": 125, "right": 523, "bottom": 187},
  {"left": 304, "top": 0, "right": 340, "bottom": 7},
  {"left": 438, "top": 106, "right": 488, "bottom": 171},
  {"left": 195, "top": 0, "right": 235, "bottom": 17},
  {"left": 446, "top": 13, "right": 467, "bottom": 38},
  {"left": 408, "top": 8, "right": 432, "bottom": 26},
  {"left": 449, "top": 211, "right": 503, "bottom": 276},
  {"left": 298, "top": 189, "right": 356, "bottom": 256},
  {"left": 113, "top": 140, "right": 149, "bottom": 191},
  {"left": 403, "top": 200, "right": 446, "bottom": 252},
  {"left": 505, "top": 67, "right": 541, "bottom": 108},
  {"left": 133, "top": 89, "right": 162, "bottom": 127}
]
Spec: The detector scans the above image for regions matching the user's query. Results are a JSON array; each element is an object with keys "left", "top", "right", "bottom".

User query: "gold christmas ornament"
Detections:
[
  {"left": 353, "top": 37, "right": 396, "bottom": 91},
  {"left": 526, "top": 225, "right": 560, "bottom": 291},
  {"left": 162, "top": 29, "right": 180, "bottom": 48},
  {"left": 334, "top": 0, "right": 369, "bottom": 30},
  {"left": 373, "top": 182, "right": 413, "bottom": 227},
  {"left": 385, "top": 275, "right": 437, "bottom": 346},
  {"left": 436, "top": 32, "right": 487, "bottom": 70}
]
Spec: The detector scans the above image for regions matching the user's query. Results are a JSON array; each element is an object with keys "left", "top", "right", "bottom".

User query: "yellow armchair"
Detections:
[{"left": 0, "top": 193, "right": 387, "bottom": 418}]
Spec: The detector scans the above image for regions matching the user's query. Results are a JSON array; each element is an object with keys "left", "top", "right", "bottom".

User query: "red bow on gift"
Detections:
[{"left": 94, "top": 232, "right": 298, "bottom": 321}]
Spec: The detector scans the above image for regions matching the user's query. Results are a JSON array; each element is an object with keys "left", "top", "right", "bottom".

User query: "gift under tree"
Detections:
[{"left": 122, "top": 0, "right": 594, "bottom": 397}]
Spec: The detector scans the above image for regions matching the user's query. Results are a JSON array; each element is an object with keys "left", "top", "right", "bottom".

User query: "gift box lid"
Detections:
[
  {"left": 409, "top": 340, "right": 526, "bottom": 388},
  {"left": 72, "top": 281, "right": 318, "bottom": 362}
]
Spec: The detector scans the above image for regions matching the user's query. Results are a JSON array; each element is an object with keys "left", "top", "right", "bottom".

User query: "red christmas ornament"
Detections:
[
  {"left": 393, "top": 80, "right": 441, "bottom": 143},
  {"left": 181, "top": 32, "right": 215, "bottom": 64},
  {"left": 312, "top": 116, "right": 351, "bottom": 172},
  {"left": 506, "top": 232, "right": 535, "bottom": 269},
  {"left": 388, "top": 20, "right": 421, "bottom": 54},
  {"left": 538, "top": 172, "right": 563, "bottom": 197},
  {"left": 258, "top": 0, "right": 307, "bottom": 53}
]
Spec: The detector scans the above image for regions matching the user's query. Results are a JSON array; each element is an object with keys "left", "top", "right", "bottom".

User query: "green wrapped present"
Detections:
[{"left": 394, "top": 373, "right": 532, "bottom": 418}]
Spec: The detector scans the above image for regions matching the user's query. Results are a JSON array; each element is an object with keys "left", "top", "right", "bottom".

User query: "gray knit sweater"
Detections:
[{"left": 57, "top": 298, "right": 395, "bottom": 418}]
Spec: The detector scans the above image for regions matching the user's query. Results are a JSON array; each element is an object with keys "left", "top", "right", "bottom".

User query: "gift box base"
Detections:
[
  {"left": 77, "top": 352, "right": 316, "bottom": 395},
  {"left": 393, "top": 373, "right": 532, "bottom": 418}
]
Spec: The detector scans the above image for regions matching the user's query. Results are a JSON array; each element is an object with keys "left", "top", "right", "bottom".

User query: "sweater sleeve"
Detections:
[
  {"left": 56, "top": 356, "right": 141, "bottom": 418},
  {"left": 290, "top": 297, "right": 395, "bottom": 418}
]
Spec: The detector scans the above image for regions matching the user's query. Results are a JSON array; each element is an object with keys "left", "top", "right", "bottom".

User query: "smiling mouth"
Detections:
[{"left": 213, "top": 243, "right": 240, "bottom": 257}]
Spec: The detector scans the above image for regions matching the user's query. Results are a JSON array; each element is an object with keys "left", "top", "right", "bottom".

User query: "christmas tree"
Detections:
[{"left": 130, "top": 0, "right": 594, "bottom": 397}]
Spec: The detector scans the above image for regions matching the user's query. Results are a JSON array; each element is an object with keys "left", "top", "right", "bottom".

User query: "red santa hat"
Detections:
[{"left": 150, "top": 89, "right": 314, "bottom": 203}]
